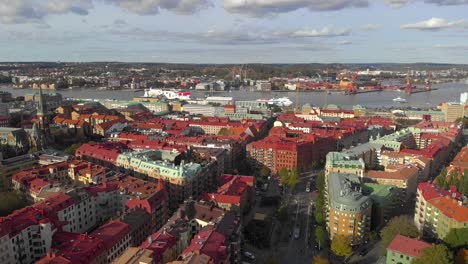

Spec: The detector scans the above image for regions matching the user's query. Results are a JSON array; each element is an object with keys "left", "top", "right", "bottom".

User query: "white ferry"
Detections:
[{"left": 144, "top": 88, "right": 191, "bottom": 100}]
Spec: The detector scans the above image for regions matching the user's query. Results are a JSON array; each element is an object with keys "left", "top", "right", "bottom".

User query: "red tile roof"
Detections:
[
  {"left": 0, "top": 207, "right": 47, "bottom": 237},
  {"left": 90, "top": 220, "right": 130, "bottom": 251},
  {"left": 76, "top": 142, "right": 128, "bottom": 164},
  {"left": 141, "top": 230, "right": 178, "bottom": 263},
  {"left": 49, "top": 232, "right": 106, "bottom": 263},
  {"left": 182, "top": 230, "right": 228, "bottom": 264},
  {"left": 203, "top": 175, "right": 253, "bottom": 205},
  {"left": 418, "top": 182, "right": 461, "bottom": 202},
  {"left": 387, "top": 235, "right": 430, "bottom": 258},
  {"left": 96, "top": 119, "right": 125, "bottom": 132},
  {"left": 29, "top": 178, "right": 51, "bottom": 193}
]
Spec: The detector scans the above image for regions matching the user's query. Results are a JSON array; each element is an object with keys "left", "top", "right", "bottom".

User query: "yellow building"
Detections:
[
  {"left": 414, "top": 182, "right": 468, "bottom": 239},
  {"left": 439, "top": 102, "right": 466, "bottom": 122},
  {"left": 112, "top": 247, "right": 154, "bottom": 264}
]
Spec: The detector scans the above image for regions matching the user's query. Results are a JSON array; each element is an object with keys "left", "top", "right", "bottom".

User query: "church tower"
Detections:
[
  {"left": 30, "top": 122, "right": 45, "bottom": 151},
  {"left": 37, "top": 86, "right": 47, "bottom": 129}
]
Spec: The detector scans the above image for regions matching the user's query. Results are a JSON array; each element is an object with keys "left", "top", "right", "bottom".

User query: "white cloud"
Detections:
[
  {"left": 42, "top": 0, "right": 93, "bottom": 15},
  {"left": 105, "top": 0, "right": 213, "bottom": 15},
  {"left": 338, "top": 40, "right": 352, "bottom": 45},
  {"left": 433, "top": 43, "right": 468, "bottom": 49},
  {"left": 0, "top": 0, "right": 213, "bottom": 24},
  {"left": 401, "top": 17, "right": 466, "bottom": 30},
  {"left": 284, "top": 27, "right": 351, "bottom": 37},
  {"left": 424, "top": 0, "right": 468, "bottom": 5},
  {"left": 0, "top": 0, "right": 44, "bottom": 24},
  {"left": 106, "top": 26, "right": 351, "bottom": 46},
  {"left": 360, "top": 23, "right": 381, "bottom": 31},
  {"left": 384, "top": 0, "right": 410, "bottom": 8},
  {"left": 385, "top": 0, "right": 468, "bottom": 8},
  {"left": 223, "top": 0, "right": 368, "bottom": 16}
]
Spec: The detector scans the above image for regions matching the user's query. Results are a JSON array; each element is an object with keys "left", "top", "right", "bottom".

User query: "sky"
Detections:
[{"left": 0, "top": 0, "right": 467, "bottom": 63}]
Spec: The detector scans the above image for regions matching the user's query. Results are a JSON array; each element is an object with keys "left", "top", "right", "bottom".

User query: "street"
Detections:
[{"left": 243, "top": 170, "right": 324, "bottom": 264}]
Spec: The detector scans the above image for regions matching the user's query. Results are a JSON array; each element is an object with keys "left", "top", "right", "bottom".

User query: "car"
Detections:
[
  {"left": 305, "top": 182, "right": 311, "bottom": 192},
  {"left": 293, "top": 227, "right": 300, "bottom": 240},
  {"left": 243, "top": 251, "right": 256, "bottom": 261}
]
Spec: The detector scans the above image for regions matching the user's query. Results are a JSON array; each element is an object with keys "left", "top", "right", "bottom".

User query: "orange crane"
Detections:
[
  {"left": 425, "top": 71, "right": 432, "bottom": 91},
  {"left": 405, "top": 69, "right": 413, "bottom": 94},
  {"left": 349, "top": 72, "right": 358, "bottom": 94}
]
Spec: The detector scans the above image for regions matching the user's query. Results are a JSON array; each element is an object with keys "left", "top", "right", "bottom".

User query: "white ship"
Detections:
[
  {"left": 257, "top": 97, "right": 293, "bottom": 107},
  {"left": 392, "top": 97, "right": 407, "bottom": 103},
  {"left": 144, "top": 88, "right": 191, "bottom": 100}
]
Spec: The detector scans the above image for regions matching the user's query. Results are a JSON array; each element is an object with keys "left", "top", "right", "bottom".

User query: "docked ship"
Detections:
[
  {"left": 257, "top": 97, "right": 293, "bottom": 107},
  {"left": 144, "top": 88, "right": 191, "bottom": 100},
  {"left": 392, "top": 97, "right": 407, "bottom": 103}
]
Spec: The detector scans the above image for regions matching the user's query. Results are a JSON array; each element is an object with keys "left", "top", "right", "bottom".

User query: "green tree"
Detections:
[
  {"left": 260, "top": 165, "right": 271, "bottom": 178},
  {"left": 435, "top": 168, "right": 449, "bottom": 189},
  {"left": 440, "top": 167, "right": 448, "bottom": 178},
  {"left": 315, "top": 226, "right": 326, "bottom": 249},
  {"left": 314, "top": 191, "right": 325, "bottom": 224},
  {"left": 381, "top": 216, "right": 420, "bottom": 248},
  {"left": 312, "top": 255, "right": 329, "bottom": 264},
  {"left": 411, "top": 245, "right": 453, "bottom": 264},
  {"left": 435, "top": 174, "right": 448, "bottom": 190},
  {"left": 316, "top": 172, "right": 325, "bottom": 190},
  {"left": 217, "top": 127, "right": 231, "bottom": 136},
  {"left": 448, "top": 169, "right": 459, "bottom": 188},
  {"left": 279, "top": 167, "right": 289, "bottom": 183},
  {"left": 444, "top": 228, "right": 468, "bottom": 249},
  {"left": 458, "top": 169, "right": 468, "bottom": 196},
  {"left": 287, "top": 167, "right": 300, "bottom": 188},
  {"left": 331, "top": 235, "right": 352, "bottom": 257},
  {"left": 64, "top": 143, "right": 82, "bottom": 155},
  {"left": 0, "top": 192, "right": 28, "bottom": 216}
]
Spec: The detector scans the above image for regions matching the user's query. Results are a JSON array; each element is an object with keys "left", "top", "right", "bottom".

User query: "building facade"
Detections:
[{"left": 327, "top": 173, "right": 372, "bottom": 245}]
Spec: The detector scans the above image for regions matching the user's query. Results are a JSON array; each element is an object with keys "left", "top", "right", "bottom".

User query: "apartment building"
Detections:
[
  {"left": 327, "top": 173, "right": 372, "bottom": 245},
  {"left": 414, "top": 182, "right": 468, "bottom": 239}
]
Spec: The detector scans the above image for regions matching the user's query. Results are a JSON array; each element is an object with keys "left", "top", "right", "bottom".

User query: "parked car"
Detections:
[
  {"left": 243, "top": 251, "right": 256, "bottom": 261},
  {"left": 293, "top": 227, "right": 300, "bottom": 240}
]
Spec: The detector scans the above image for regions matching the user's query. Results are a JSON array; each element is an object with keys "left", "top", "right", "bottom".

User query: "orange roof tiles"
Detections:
[{"left": 428, "top": 196, "right": 468, "bottom": 223}]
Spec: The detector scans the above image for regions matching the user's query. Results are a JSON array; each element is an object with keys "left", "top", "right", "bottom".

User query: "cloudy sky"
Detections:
[{"left": 0, "top": 0, "right": 467, "bottom": 63}]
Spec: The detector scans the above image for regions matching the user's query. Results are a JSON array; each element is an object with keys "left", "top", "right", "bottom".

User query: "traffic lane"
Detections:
[{"left": 284, "top": 197, "right": 316, "bottom": 264}]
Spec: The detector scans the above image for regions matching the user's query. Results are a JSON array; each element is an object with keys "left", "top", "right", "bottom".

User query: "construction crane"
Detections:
[
  {"left": 295, "top": 85, "right": 300, "bottom": 113},
  {"left": 349, "top": 72, "right": 358, "bottom": 94},
  {"left": 323, "top": 68, "right": 331, "bottom": 109},
  {"left": 405, "top": 69, "right": 413, "bottom": 94},
  {"left": 425, "top": 71, "right": 432, "bottom": 91}
]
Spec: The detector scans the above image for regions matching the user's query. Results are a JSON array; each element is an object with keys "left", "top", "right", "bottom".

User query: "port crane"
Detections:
[
  {"left": 405, "top": 69, "right": 413, "bottom": 94},
  {"left": 425, "top": 71, "right": 432, "bottom": 91}
]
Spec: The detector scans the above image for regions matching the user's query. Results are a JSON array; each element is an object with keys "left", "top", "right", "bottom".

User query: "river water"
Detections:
[{"left": 1, "top": 82, "right": 467, "bottom": 109}]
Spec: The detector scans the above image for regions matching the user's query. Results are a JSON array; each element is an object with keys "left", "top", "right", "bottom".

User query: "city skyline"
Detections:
[{"left": 0, "top": 0, "right": 468, "bottom": 63}]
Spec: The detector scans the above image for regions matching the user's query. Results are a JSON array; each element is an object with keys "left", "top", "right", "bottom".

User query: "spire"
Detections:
[
  {"left": 31, "top": 122, "right": 40, "bottom": 138},
  {"left": 37, "top": 85, "right": 46, "bottom": 116}
]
